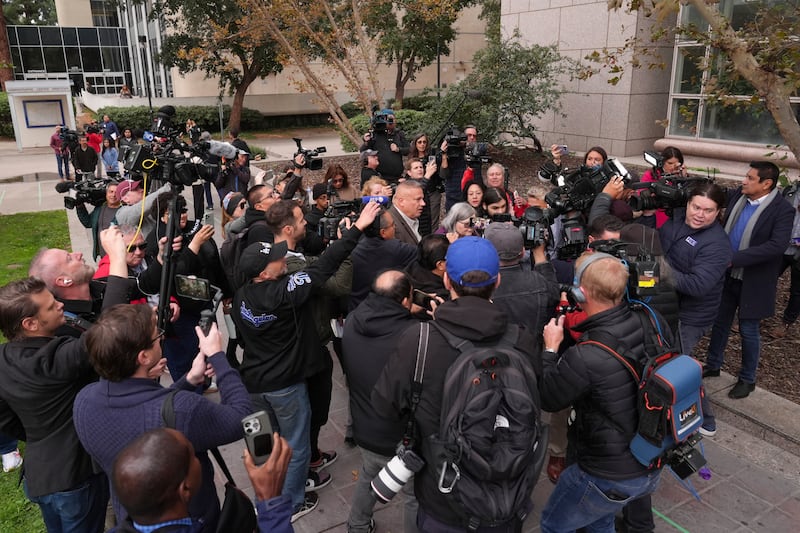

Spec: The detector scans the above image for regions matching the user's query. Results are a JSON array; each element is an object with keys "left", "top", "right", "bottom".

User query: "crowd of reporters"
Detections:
[{"left": 2, "top": 109, "right": 799, "bottom": 533}]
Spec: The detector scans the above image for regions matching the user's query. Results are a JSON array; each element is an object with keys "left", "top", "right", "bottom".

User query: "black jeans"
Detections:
[{"left": 307, "top": 346, "right": 334, "bottom": 462}]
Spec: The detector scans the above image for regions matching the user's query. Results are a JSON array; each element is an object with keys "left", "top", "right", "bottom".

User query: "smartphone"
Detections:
[
  {"left": 202, "top": 209, "right": 214, "bottom": 227},
  {"left": 412, "top": 289, "right": 434, "bottom": 310},
  {"left": 558, "top": 145, "right": 568, "bottom": 156},
  {"left": 243, "top": 411, "right": 275, "bottom": 465},
  {"left": 174, "top": 274, "right": 211, "bottom": 301},
  {"left": 427, "top": 155, "right": 436, "bottom": 165}
]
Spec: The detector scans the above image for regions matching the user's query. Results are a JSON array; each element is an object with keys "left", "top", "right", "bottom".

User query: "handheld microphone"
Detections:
[
  {"left": 204, "top": 141, "right": 239, "bottom": 160},
  {"left": 361, "top": 195, "right": 390, "bottom": 205}
]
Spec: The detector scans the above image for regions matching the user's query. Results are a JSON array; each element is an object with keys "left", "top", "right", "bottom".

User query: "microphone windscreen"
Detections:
[
  {"left": 55, "top": 181, "right": 74, "bottom": 193},
  {"left": 206, "top": 141, "right": 239, "bottom": 160}
]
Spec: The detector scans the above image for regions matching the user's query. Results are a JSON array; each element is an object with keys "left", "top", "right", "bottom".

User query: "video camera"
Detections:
[
  {"left": 59, "top": 127, "right": 81, "bottom": 152},
  {"left": 588, "top": 239, "right": 660, "bottom": 300},
  {"left": 441, "top": 126, "right": 491, "bottom": 166},
  {"left": 628, "top": 152, "right": 713, "bottom": 212},
  {"left": 122, "top": 106, "right": 225, "bottom": 186},
  {"left": 369, "top": 106, "right": 393, "bottom": 135},
  {"left": 293, "top": 138, "right": 326, "bottom": 171},
  {"left": 318, "top": 196, "right": 390, "bottom": 240},
  {"left": 539, "top": 158, "right": 631, "bottom": 215},
  {"left": 55, "top": 177, "right": 113, "bottom": 210}
]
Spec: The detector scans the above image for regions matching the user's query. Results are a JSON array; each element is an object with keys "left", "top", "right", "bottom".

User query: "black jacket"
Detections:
[
  {"left": 0, "top": 336, "right": 96, "bottom": 497},
  {"left": 349, "top": 236, "right": 418, "bottom": 312},
  {"left": 360, "top": 129, "right": 409, "bottom": 180},
  {"left": 540, "top": 303, "right": 673, "bottom": 481},
  {"left": 342, "top": 293, "right": 418, "bottom": 456},
  {"left": 372, "top": 296, "right": 539, "bottom": 526},
  {"left": 233, "top": 227, "right": 363, "bottom": 392}
]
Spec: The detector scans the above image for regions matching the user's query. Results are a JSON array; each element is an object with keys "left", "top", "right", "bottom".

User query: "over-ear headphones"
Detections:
[{"left": 570, "top": 252, "right": 622, "bottom": 303}]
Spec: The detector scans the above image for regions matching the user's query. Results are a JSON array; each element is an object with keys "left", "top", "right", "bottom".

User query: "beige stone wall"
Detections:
[
  {"left": 55, "top": 0, "right": 93, "bottom": 27},
  {"left": 501, "top": 0, "right": 674, "bottom": 157},
  {"left": 170, "top": 5, "right": 487, "bottom": 111}
]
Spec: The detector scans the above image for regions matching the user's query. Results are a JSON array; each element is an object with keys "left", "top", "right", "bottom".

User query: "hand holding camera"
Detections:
[
  {"left": 244, "top": 433, "right": 292, "bottom": 501},
  {"left": 196, "top": 322, "right": 223, "bottom": 356}
]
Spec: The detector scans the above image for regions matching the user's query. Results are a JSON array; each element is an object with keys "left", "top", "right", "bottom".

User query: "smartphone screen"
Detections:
[
  {"left": 174, "top": 275, "right": 211, "bottom": 301},
  {"left": 412, "top": 289, "right": 433, "bottom": 309}
]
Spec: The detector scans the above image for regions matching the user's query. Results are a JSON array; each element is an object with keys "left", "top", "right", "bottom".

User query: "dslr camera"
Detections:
[{"left": 293, "top": 137, "right": 326, "bottom": 171}]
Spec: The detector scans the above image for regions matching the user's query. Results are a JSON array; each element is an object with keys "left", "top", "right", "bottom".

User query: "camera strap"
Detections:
[{"left": 403, "top": 322, "right": 430, "bottom": 444}]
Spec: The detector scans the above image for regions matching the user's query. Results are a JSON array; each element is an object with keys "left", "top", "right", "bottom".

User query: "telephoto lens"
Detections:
[{"left": 370, "top": 444, "right": 425, "bottom": 504}]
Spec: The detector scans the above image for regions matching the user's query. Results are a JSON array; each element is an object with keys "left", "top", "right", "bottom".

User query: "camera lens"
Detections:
[{"left": 370, "top": 447, "right": 425, "bottom": 504}]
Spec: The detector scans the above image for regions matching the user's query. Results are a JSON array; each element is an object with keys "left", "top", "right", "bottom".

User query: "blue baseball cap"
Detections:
[{"left": 445, "top": 237, "right": 500, "bottom": 288}]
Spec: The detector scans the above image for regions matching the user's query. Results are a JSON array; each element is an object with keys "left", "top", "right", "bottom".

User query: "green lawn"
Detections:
[{"left": 0, "top": 210, "right": 71, "bottom": 533}]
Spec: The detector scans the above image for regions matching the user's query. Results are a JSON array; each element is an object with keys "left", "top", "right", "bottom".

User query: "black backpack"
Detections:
[
  {"left": 419, "top": 321, "right": 547, "bottom": 531},
  {"left": 219, "top": 220, "right": 267, "bottom": 290}
]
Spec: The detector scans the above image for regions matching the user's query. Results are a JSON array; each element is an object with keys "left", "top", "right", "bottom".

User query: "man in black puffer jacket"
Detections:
[{"left": 539, "top": 252, "right": 672, "bottom": 533}]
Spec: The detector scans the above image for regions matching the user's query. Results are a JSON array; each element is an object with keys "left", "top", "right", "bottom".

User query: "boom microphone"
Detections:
[
  {"left": 204, "top": 141, "right": 239, "bottom": 159},
  {"left": 55, "top": 181, "right": 75, "bottom": 193}
]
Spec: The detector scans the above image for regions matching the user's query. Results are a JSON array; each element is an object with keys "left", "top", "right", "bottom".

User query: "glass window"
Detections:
[
  {"left": 20, "top": 48, "right": 45, "bottom": 71},
  {"left": 668, "top": 99, "right": 700, "bottom": 137},
  {"left": 8, "top": 27, "right": 17, "bottom": 45},
  {"left": 40, "top": 27, "right": 62, "bottom": 46},
  {"left": 11, "top": 48, "right": 22, "bottom": 74},
  {"left": 65, "top": 48, "right": 82, "bottom": 71},
  {"left": 43, "top": 47, "right": 67, "bottom": 72},
  {"left": 78, "top": 28, "right": 100, "bottom": 46},
  {"left": 678, "top": 4, "right": 708, "bottom": 36},
  {"left": 102, "top": 48, "right": 122, "bottom": 71},
  {"left": 99, "top": 28, "right": 119, "bottom": 46},
  {"left": 17, "top": 27, "right": 40, "bottom": 46},
  {"left": 673, "top": 46, "right": 704, "bottom": 95},
  {"left": 82, "top": 47, "right": 103, "bottom": 72},
  {"left": 701, "top": 102, "right": 799, "bottom": 145},
  {"left": 62, "top": 28, "right": 78, "bottom": 46}
]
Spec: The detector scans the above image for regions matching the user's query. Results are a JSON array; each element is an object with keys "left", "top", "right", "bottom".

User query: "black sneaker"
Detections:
[
  {"left": 305, "top": 470, "right": 332, "bottom": 492},
  {"left": 728, "top": 380, "right": 755, "bottom": 399},
  {"left": 310, "top": 450, "right": 338, "bottom": 471},
  {"left": 291, "top": 491, "right": 319, "bottom": 522}
]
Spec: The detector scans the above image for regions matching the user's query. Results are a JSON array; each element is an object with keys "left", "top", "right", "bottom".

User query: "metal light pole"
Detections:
[{"left": 138, "top": 35, "right": 153, "bottom": 122}]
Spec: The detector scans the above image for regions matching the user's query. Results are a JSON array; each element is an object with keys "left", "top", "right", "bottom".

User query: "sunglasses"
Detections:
[{"left": 126, "top": 243, "right": 148, "bottom": 252}]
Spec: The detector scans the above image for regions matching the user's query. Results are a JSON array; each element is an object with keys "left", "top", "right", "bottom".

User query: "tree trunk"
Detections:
[
  {"left": 689, "top": 0, "right": 800, "bottom": 165},
  {"left": 394, "top": 61, "right": 405, "bottom": 109},
  {"left": 0, "top": 5, "right": 13, "bottom": 90},
  {"left": 228, "top": 62, "right": 258, "bottom": 132}
]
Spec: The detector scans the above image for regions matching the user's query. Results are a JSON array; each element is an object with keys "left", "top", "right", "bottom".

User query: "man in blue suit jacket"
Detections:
[{"left": 704, "top": 161, "right": 794, "bottom": 399}]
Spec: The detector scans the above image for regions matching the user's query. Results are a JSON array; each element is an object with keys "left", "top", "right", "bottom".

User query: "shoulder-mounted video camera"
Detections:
[
  {"left": 55, "top": 177, "right": 113, "bottom": 209},
  {"left": 293, "top": 138, "right": 326, "bottom": 171}
]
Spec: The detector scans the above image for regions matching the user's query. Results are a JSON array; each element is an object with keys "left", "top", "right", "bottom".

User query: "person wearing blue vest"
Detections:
[{"left": 703, "top": 161, "right": 794, "bottom": 399}]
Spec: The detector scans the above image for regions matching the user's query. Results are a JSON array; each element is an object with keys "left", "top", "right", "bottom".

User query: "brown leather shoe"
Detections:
[{"left": 547, "top": 456, "right": 566, "bottom": 484}]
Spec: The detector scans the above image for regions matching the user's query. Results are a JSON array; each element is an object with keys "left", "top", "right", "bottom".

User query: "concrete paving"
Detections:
[{"left": 2, "top": 137, "right": 800, "bottom": 532}]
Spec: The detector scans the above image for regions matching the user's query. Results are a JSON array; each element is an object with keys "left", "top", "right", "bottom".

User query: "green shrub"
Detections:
[
  {"left": 340, "top": 101, "right": 366, "bottom": 119},
  {"left": 0, "top": 93, "right": 13, "bottom": 138},
  {"left": 400, "top": 94, "right": 437, "bottom": 111},
  {"left": 96, "top": 105, "right": 266, "bottom": 133}
]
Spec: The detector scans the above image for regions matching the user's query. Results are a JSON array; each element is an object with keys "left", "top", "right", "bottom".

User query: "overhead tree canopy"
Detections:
[
  {"left": 2, "top": 0, "right": 56, "bottom": 25},
  {"left": 147, "top": 0, "right": 282, "bottom": 132},
  {"left": 590, "top": 0, "right": 800, "bottom": 166}
]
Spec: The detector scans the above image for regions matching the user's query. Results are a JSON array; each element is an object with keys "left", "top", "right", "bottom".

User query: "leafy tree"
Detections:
[
  {"left": 363, "top": 0, "right": 472, "bottom": 107},
  {"left": 146, "top": 0, "right": 282, "bottom": 132},
  {"left": 2, "top": 0, "right": 56, "bottom": 25},
  {"left": 0, "top": 3, "right": 12, "bottom": 90},
  {"left": 420, "top": 33, "right": 576, "bottom": 150},
  {"left": 592, "top": 0, "right": 800, "bottom": 165}
]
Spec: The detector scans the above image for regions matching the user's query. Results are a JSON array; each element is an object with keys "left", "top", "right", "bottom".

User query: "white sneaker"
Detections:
[{"left": 2, "top": 449, "right": 23, "bottom": 472}]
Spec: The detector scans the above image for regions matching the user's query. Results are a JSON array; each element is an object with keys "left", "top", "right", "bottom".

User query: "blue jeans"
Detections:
[
  {"left": 0, "top": 431, "right": 18, "bottom": 454},
  {"left": 25, "top": 473, "right": 109, "bottom": 533},
  {"left": 540, "top": 464, "right": 660, "bottom": 533},
  {"left": 55, "top": 152, "right": 70, "bottom": 179},
  {"left": 678, "top": 321, "right": 715, "bottom": 429},
  {"left": 257, "top": 383, "right": 311, "bottom": 509},
  {"left": 705, "top": 277, "right": 761, "bottom": 383}
]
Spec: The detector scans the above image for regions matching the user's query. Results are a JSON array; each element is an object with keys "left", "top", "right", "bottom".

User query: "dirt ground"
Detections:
[{"left": 269, "top": 146, "right": 799, "bottom": 404}]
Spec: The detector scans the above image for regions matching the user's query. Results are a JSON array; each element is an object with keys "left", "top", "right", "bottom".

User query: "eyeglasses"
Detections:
[
  {"left": 126, "top": 243, "right": 148, "bottom": 252},
  {"left": 151, "top": 328, "right": 166, "bottom": 345}
]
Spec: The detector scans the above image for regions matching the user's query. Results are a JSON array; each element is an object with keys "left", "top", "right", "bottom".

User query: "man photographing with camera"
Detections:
[{"left": 360, "top": 108, "right": 409, "bottom": 184}]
